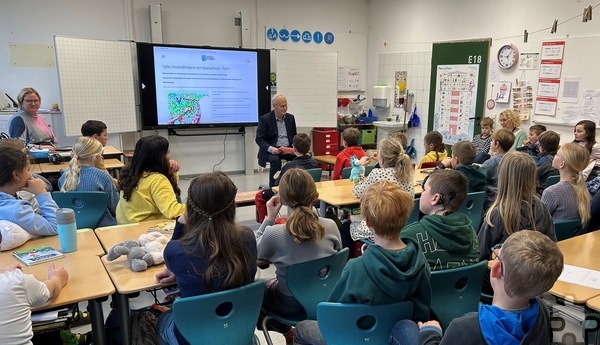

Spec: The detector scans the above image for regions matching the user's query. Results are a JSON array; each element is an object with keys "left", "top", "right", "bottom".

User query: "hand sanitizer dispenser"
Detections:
[{"left": 372, "top": 85, "right": 391, "bottom": 108}]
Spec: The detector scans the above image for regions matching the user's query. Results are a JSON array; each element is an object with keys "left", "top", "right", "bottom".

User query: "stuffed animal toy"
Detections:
[
  {"left": 349, "top": 155, "right": 365, "bottom": 182},
  {"left": 107, "top": 232, "right": 169, "bottom": 272}
]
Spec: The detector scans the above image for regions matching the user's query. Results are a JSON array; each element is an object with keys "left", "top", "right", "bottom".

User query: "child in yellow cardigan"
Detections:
[
  {"left": 418, "top": 131, "right": 447, "bottom": 168},
  {"left": 116, "top": 135, "right": 185, "bottom": 224}
]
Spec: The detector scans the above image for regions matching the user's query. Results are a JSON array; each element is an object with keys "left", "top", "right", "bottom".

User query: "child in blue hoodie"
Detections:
[
  {"left": 294, "top": 180, "right": 432, "bottom": 345},
  {"left": 390, "top": 230, "right": 563, "bottom": 345}
]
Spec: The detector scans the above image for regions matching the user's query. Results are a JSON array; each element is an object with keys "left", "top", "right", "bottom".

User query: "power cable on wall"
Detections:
[{"left": 212, "top": 127, "right": 228, "bottom": 171}]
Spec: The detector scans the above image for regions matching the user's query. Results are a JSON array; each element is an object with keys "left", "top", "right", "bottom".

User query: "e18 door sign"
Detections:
[{"left": 267, "top": 28, "right": 334, "bottom": 45}]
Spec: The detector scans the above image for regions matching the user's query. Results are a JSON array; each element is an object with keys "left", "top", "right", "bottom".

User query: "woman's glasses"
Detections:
[{"left": 23, "top": 99, "right": 40, "bottom": 104}]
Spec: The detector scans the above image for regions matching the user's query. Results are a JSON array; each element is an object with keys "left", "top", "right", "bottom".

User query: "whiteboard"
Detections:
[
  {"left": 54, "top": 36, "right": 138, "bottom": 136},
  {"left": 275, "top": 50, "right": 337, "bottom": 128}
]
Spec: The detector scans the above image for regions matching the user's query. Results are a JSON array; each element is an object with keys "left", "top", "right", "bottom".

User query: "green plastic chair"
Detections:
[
  {"left": 341, "top": 167, "right": 352, "bottom": 179},
  {"left": 173, "top": 280, "right": 265, "bottom": 345},
  {"left": 545, "top": 175, "right": 560, "bottom": 188},
  {"left": 317, "top": 301, "right": 414, "bottom": 345},
  {"left": 52, "top": 191, "right": 108, "bottom": 229},
  {"left": 261, "top": 248, "right": 350, "bottom": 345},
  {"left": 305, "top": 168, "right": 323, "bottom": 182},
  {"left": 554, "top": 218, "right": 584, "bottom": 241},
  {"left": 430, "top": 260, "right": 488, "bottom": 330},
  {"left": 406, "top": 197, "right": 421, "bottom": 227},
  {"left": 457, "top": 191, "right": 485, "bottom": 232}
]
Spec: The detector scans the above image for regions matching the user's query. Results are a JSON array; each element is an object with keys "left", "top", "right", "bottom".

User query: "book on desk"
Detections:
[{"left": 13, "top": 245, "right": 64, "bottom": 266}]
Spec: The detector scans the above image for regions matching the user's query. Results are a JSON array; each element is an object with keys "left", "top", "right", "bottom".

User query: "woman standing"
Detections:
[{"left": 8, "top": 88, "right": 57, "bottom": 149}]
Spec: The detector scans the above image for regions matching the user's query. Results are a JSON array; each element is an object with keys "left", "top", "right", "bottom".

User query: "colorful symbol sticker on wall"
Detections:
[
  {"left": 324, "top": 32, "right": 335, "bottom": 45},
  {"left": 279, "top": 29, "right": 290, "bottom": 42},
  {"left": 267, "top": 28, "right": 278, "bottom": 41},
  {"left": 313, "top": 31, "right": 323, "bottom": 44},
  {"left": 290, "top": 30, "right": 301, "bottom": 42},
  {"left": 302, "top": 31, "right": 312, "bottom": 43}
]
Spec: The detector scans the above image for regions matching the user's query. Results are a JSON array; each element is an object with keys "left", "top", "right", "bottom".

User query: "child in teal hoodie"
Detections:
[
  {"left": 294, "top": 181, "right": 432, "bottom": 345},
  {"left": 402, "top": 169, "right": 479, "bottom": 271}
]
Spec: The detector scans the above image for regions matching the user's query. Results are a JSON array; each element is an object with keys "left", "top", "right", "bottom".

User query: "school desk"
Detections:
[
  {"left": 95, "top": 219, "right": 172, "bottom": 345},
  {"left": 0, "top": 229, "right": 104, "bottom": 267},
  {"left": 549, "top": 231, "right": 600, "bottom": 304},
  {"left": 38, "top": 158, "right": 125, "bottom": 174},
  {"left": 15, "top": 256, "right": 113, "bottom": 345},
  {"left": 30, "top": 164, "right": 42, "bottom": 174}
]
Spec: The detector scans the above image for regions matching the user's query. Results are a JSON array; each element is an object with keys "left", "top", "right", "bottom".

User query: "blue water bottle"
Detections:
[{"left": 56, "top": 208, "right": 78, "bottom": 252}]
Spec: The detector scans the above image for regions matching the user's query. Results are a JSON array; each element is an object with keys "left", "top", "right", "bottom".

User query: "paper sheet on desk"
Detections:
[{"left": 557, "top": 265, "right": 600, "bottom": 289}]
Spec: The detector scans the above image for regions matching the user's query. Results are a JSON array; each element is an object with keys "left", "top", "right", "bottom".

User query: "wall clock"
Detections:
[{"left": 497, "top": 44, "right": 519, "bottom": 69}]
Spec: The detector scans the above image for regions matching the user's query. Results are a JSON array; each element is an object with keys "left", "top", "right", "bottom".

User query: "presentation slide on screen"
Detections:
[{"left": 153, "top": 46, "right": 259, "bottom": 125}]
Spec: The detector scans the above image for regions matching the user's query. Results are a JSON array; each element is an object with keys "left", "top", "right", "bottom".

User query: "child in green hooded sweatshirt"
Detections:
[{"left": 402, "top": 169, "right": 480, "bottom": 271}]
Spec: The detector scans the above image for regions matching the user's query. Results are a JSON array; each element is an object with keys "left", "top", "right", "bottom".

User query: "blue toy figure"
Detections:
[{"left": 350, "top": 155, "right": 365, "bottom": 182}]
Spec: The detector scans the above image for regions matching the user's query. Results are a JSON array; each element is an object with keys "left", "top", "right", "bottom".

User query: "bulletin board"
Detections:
[
  {"left": 535, "top": 36, "right": 600, "bottom": 126},
  {"left": 428, "top": 39, "right": 491, "bottom": 145},
  {"left": 275, "top": 50, "right": 338, "bottom": 128},
  {"left": 54, "top": 36, "right": 138, "bottom": 136}
]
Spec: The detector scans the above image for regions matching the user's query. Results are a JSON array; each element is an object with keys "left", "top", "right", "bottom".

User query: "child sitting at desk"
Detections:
[
  {"left": 347, "top": 136, "right": 414, "bottom": 245},
  {"left": 516, "top": 124, "right": 546, "bottom": 156},
  {"left": 155, "top": 171, "right": 257, "bottom": 345},
  {"left": 332, "top": 127, "right": 367, "bottom": 180},
  {"left": 401, "top": 170, "right": 479, "bottom": 271},
  {"left": 535, "top": 130, "right": 560, "bottom": 194},
  {"left": 418, "top": 131, "right": 447, "bottom": 169},
  {"left": 294, "top": 180, "right": 431, "bottom": 345},
  {"left": 116, "top": 135, "right": 185, "bottom": 224},
  {"left": 481, "top": 128, "right": 514, "bottom": 209},
  {"left": 0, "top": 262, "right": 69, "bottom": 345},
  {"left": 390, "top": 230, "right": 563, "bottom": 345},
  {"left": 0, "top": 147, "right": 58, "bottom": 236},
  {"left": 81, "top": 120, "right": 117, "bottom": 186},
  {"left": 438, "top": 141, "right": 486, "bottom": 192},
  {"left": 58, "top": 136, "right": 119, "bottom": 228},
  {"left": 472, "top": 116, "right": 493, "bottom": 164}
]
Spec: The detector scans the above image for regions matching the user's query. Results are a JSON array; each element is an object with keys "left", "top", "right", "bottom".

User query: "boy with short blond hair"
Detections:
[
  {"left": 390, "top": 230, "right": 564, "bottom": 345},
  {"left": 481, "top": 128, "right": 515, "bottom": 207},
  {"left": 438, "top": 141, "right": 486, "bottom": 192},
  {"left": 402, "top": 170, "right": 479, "bottom": 271},
  {"left": 332, "top": 127, "right": 367, "bottom": 180},
  {"left": 294, "top": 180, "right": 432, "bottom": 345}
]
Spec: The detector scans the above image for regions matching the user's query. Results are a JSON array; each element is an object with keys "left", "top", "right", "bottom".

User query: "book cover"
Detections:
[
  {"left": 13, "top": 245, "right": 64, "bottom": 266},
  {"left": 148, "top": 220, "right": 176, "bottom": 234}
]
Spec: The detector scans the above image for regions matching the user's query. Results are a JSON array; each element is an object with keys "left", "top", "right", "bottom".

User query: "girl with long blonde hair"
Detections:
[
  {"left": 256, "top": 169, "right": 342, "bottom": 343},
  {"left": 58, "top": 136, "right": 119, "bottom": 227},
  {"left": 477, "top": 151, "right": 556, "bottom": 260},
  {"left": 542, "top": 143, "right": 591, "bottom": 226}
]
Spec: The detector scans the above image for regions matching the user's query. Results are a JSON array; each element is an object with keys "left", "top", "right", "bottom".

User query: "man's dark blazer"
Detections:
[{"left": 255, "top": 110, "right": 297, "bottom": 167}]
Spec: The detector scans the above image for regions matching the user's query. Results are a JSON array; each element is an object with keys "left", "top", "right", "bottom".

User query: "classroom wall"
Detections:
[
  {"left": 367, "top": 0, "right": 600, "bottom": 159},
  {"left": 0, "top": 0, "right": 368, "bottom": 177}
]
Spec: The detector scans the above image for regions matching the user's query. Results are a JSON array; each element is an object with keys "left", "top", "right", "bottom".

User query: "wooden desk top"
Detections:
[
  {"left": 30, "top": 164, "right": 42, "bottom": 174},
  {"left": 0, "top": 229, "right": 105, "bottom": 267},
  {"left": 39, "top": 158, "right": 125, "bottom": 174},
  {"left": 25, "top": 256, "right": 115, "bottom": 311},
  {"left": 587, "top": 295, "right": 600, "bottom": 312},
  {"left": 94, "top": 219, "right": 170, "bottom": 252},
  {"left": 313, "top": 155, "right": 337, "bottom": 166},
  {"left": 549, "top": 231, "right": 600, "bottom": 304},
  {"left": 103, "top": 145, "right": 122, "bottom": 156},
  {"left": 95, "top": 219, "right": 171, "bottom": 294}
]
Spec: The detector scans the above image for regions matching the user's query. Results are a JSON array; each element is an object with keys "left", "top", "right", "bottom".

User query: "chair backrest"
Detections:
[
  {"left": 342, "top": 167, "right": 352, "bottom": 179},
  {"left": 456, "top": 191, "right": 486, "bottom": 232},
  {"left": 317, "top": 301, "right": 414, "bottom": 345},
  {"left": 420, "top": 161, "right": 440, "bottom": 169},
  {"left": 430, "top": 260, "right": 488, "bottom": 330},
  {"left": 545, "top": 175, "right": 560, "bottom": 188},
  {"left": 364, "top": 165, "right": 375, "bottom": 177},
  {"left": 305, "top": 168, "right": 323, "bottom": 182},
  {"left": 554, "top": 218, "right": 583, "bottom": 241},
  {"left": 52, "top": 191, "right": 108, "bottom": 229},
  {"left": 286, "top": 248, "right": 350, "bottom": 319},
  {"left": 173, "top": 280, "right": 265, "bottom": 345},
  {"left": 405, "top": 198, "right": 421, "bottom": 227}
]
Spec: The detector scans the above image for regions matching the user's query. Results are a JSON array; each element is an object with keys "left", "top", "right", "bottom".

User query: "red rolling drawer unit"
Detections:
[{"left": 312, "top": 128, "right": 339, "bottom": 171}]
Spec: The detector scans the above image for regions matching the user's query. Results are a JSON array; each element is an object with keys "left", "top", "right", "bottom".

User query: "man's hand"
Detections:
[{"left": 271, "top": 147, "right": 281, "bottom": 155}]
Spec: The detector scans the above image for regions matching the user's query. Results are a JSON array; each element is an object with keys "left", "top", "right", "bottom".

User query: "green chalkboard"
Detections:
[{"left": 428, "top": 39, "right": 490, "bottom": 146}]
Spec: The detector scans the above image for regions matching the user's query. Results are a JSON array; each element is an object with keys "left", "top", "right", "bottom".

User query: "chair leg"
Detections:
[
  {"left": 262, "top": 315, "right": 274, "bottom": 345},
  {"left": 253, "top": 334, "right": 261, "bottom": 345}
]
